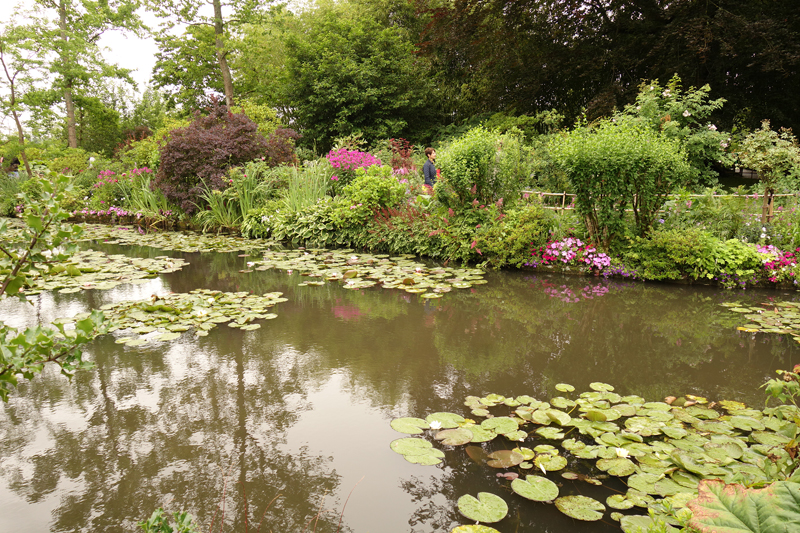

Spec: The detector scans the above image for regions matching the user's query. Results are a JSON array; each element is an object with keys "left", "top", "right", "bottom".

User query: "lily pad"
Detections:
[
  {"left": 426, "top": 412, "right": 465, "bottom": 429},
  {"left": 457, "top": 493, "right": 508, "bottom": 524},
  {"left": 435, "top": 428, "right": 474, "bottom": 446},
  {"left": 481, "top": 417, "right": 519, "bottom": 435},
  {"left": 596, "top": 457, "right": 636, "bottom": 477},
  {"left": 511, "top": 475, "right": 559, "bottom": 502},
  {"left": 391, "top": 417, "right": 430, "bottom": 434},
  {"left": 486, "top": 450, "right": 524, "bottom": 468},
  {"left": 450, "top": 526, "right": 501, "bottom": 533},
  {"left": 555, "top": 495, "right": 605, "bottom": 521}
]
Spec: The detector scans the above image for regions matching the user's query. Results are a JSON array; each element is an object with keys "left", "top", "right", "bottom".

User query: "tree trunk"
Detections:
[
  {"left": 0, "top": 46, "right": 33, "bottom": 177},
  {"left": 213, "top": 0, "right": 234, "bottom": 107},
  {"left": 59, "top": 0, "right": 78, "bottom": 148},
  {"left": 761, "top": 185, "right": 774, "bottom": 224}
]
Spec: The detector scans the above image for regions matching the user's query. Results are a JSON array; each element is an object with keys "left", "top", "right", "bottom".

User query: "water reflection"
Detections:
[{"left": 0, "top": 243, "right": 798, "bottom": 532}]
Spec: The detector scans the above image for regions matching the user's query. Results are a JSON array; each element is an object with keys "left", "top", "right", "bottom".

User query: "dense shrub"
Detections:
[
  {"left": 326, "top": 148, "right": 382, "bottom": 194},
  {"left": 550, "top": 117, "right": 693, "bottom": 247},
  {"left": 264, "top": 128, "right": 302, "bottom": 167},
  {"left": 435, "top": 127, "right": 527, "bottom": 209},
  {"left": 474, "top": 202, "right": 554, "bottom": 268},
  {"left": 619, "top": 227, "right": 762, "bottom": 284},
  {"left": 153, "top": 102, "right": 267, "bottom": 214},
  {"left": 117, "top": 117, "right": 191, "bottom": 171}
]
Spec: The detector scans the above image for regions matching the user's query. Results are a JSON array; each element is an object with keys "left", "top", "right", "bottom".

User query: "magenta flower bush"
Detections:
[
  {"left": 757, "top": 244, "right": 799, "bottom": 284},
  {"left": 525, "top": 237, "right": 611, "bottom": 272},
  {"left": 326, "top": 149, "right": 382, "bottom": 193}
]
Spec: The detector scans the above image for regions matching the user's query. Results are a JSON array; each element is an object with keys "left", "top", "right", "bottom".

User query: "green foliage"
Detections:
[
  {"left": 483, "top": 110, "right": 565, "bottom": 141},
  {"left": 117, "top": 117, "right": 191, "bottom": 171},
  {"left": 139, "top": 508, "right": 200, "bottom": 533},
  {"left": 1, "top": 172, "right": 84, "bottom": 297},
  {"left": 661, "top": 189, "right": 749, "bottom": 241},
  {"left": 194, "top": 165, "right": 274, "bottom": 233},
  {"left": 0, "top": 310, "right": 106, "bottom": 402},
  {"left": 234, "top": 98, "right": 281, "bottom": 138},
  {"left": 473, "top": 202, "right": 553, "bottom": 268},
  {"left": 550, "top": 117, "right": 693, "bottom": 246},
  {"left": 688, "top": 479, "right": 800, "bottom": 533},
  {"left": 435, "top": 127, "right": 525, "bottom": 209},
  {"left": 619, "top": 76, "right": 732, "bottom": 187},
  {"left": 284, "top": 6, "right": 429, "bottom": 150},
  {"left": 0, "top": 174, "right": 25, "bottom": 216},
  {"left": 620, "top": 228, "right": 762, "bottom": 285},
  {"left": 738, "top": 120, "right": 800, "bottom": 222},
  {"left": 0, "top": 171, "right": 108, "bottom": 401},
  {"left": 280, "top": 162, "right": 332, "bottom": 213}
]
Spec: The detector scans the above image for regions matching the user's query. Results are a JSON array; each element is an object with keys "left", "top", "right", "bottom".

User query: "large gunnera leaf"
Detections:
[{"left": 687, "top": 479, "right": 800, "bottom": 533}]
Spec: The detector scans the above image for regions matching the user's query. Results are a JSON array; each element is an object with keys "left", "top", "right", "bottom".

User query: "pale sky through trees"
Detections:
[{"left": 0, "top": 0, "right": 160, "bottom": 90}]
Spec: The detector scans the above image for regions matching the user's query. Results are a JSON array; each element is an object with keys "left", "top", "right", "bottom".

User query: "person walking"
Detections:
[{"left": 423, "top": 147, "right": 437, "bottom": 188}]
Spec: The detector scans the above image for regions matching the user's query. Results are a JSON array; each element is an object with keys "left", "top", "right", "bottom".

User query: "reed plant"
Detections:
[
  {"left": 194, "top": 166, "right": 275, "bottom": 233},
  {"left": 281, "top": 161, "right": 333, "bottom": 213}
]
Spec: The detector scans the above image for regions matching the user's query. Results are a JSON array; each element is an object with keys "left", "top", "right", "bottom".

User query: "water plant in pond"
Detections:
[
  {"left": 77, "top": 224, "right": 279, "bottom": 254},
  {"left": 23, "top": 249, "right": 188, "bottom": 295},
  {"left": 244, "top": 249, "right": 487, "bottom": 298},
  {"left": 57, "top": 289, "right": 288, "bottom": 346},
  {"left": 721, "top": 300, "right": 800, "bottom": 339},
  {"left": 390, "top": 382, "right": 800, "bottom": 532}
]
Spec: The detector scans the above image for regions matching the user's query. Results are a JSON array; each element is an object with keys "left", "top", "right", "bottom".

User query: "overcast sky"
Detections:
[{"left": 0, "top": 0, "right": 161, "bottom": 90}]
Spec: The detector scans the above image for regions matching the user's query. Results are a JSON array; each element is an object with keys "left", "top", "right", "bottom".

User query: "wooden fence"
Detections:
[{"left": 521, "top": 190, "right": 800, "bottom": 214}]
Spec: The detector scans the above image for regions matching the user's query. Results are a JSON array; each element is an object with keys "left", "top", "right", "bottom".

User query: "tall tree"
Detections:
[
  {"left": 146, "top": 0, "right": 261, "bottom": 109},
  {"left": 418, "top": 0, "right": 800, "bottom": 131},
  {"left": 283, "top": 3, "right": 433, "bottom": 150},
  {"left": 8, "top": 0, "right": 144, "bottom": 148}
]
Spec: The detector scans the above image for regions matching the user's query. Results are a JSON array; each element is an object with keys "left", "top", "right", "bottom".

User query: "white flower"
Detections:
[
  {"left": 662, "top": 89, "right": 671, "bottom": 97},
  {"left": 615, "top": 447, "right": 630, "bottom": 458},
  {"left": 539, "top": 462, "right": 547, "bottom": 475},
  {"left": 246, "top": 261, "right": 255, "bottom": 267},
  {"left": 682, "top": 110, "right": 691, "bottom": 117},
  {"left": 708, "top": 124, "right": 717, "bottom": 131},
  {"left": 89, "top": 157, "right": 95, "bottom": 162},
  {"left": 429, "top": 421, "right": 442, "bottom": 430}
]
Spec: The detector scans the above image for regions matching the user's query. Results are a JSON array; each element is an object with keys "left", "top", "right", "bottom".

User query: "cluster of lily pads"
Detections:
[
  {"left": 23, "top": 249, "right": 188, "bottom": 295},
  {"left": 723, "top": 301, "right": 800, "bottom": 339},
  {"left": 58, "top": 289, "right": 288, "bottom": 346},
  {"left": 77, "top": 224, "right": 277, "bottom": 254},
  {"left": 242, "top": 249, "right": 486, "bottom": 298},
  {"left": 390, "top": 383, "right": 800, "bottom": 533}
]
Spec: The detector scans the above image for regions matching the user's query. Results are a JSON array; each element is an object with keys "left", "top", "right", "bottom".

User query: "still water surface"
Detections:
[{"left": 0, "top": 243, "right": 797, "bottom": 532}]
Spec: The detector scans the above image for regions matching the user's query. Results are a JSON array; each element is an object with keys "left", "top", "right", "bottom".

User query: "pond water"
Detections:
[{"left": 0, "top": 240, "right": 798, "bottom": 533}]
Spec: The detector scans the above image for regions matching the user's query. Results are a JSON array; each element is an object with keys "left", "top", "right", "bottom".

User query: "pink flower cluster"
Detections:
[
  {"left": 758, "top": 245, "right": 798, "bottom": 283},
  {"left": 327, "top": 149, "right": 381, "bottom": 172},
  {"left": 94, "top": 169, "right": 118, "bottom": 188},
  {"left": 526, "top": 238, "right": 611, "bottom": 271}
]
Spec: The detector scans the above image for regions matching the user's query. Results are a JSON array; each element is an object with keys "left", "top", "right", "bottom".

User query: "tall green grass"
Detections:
[{"left": 281, "top": 161, "right": 332, "bottom": 213}]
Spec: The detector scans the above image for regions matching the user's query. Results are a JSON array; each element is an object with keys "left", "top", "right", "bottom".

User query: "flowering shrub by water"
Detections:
[
  {"left": 326, "top": 148, "right": 382, "bottom": 193},
  {"left": 758, "top": 244, "right": 799, "bottom": 284},
  {"left": 525, "top": 238, "right": 611, "bottom": 272}
]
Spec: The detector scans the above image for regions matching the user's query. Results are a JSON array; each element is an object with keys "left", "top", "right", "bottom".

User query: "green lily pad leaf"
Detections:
[
  {"left": 457, "top": 493, "right": 508, "bottom": 524},
  {"left": 426, "top": 412, "right": 465, "bottom": 429},
  {"left": 547, "top": 409, "right": 572, "bottom": 426},
  {"left": 555, "top": 383, "right": 575, "bottom": 393},
  {"left": 751, "top": 430, "right": 791, "bottom": 446},
  {"left": 585, "top": 410, "right": 607, "bottom": 422},
  {"left": 486, "top": 450, "right": 524, "bottom": 468},
  {"left": 481, "top": 416, "right": 519, "bottom": 435},
  {"left": 628, "top": 473, "right": 659, "bottom": 494},
  {"left": 435, "top": 428, "right": 474, "bottom": 446},
  {"left": 530, "top": 410, "right": 553, "bottom": 425},
  {"left": 390, "top": 437, "right": 433, "bottom": 456},
  {"left": 124, "top": 339, "right": 147, "bottom": 347},
  {"left": 550, "top": 396, "right": 576, "bottom": 409},
  {"left": 607, "top": 494, "right": 634, "bottom": 510},
  {"left": 626, "top": 489, "right": 655, "bottom": 508},
  {"left": 555, "top": 495, "right": 605, "bottom": 521},
  {"left": 590, "top": 382, "right": 614, "bottom": 392},
  {"left": 534, "top": 454, "right": 567, "bottom": 472},
  {"left": 468, "top": 425, "right": 497, "bottom": 443},
  {"left": 511, "top": 475, "right": 559, "bottom": 502},
  {"left": 654, "top": 478, "right": 685, "bottom": 497},
  {"left": 596, "top": 457, "right": 636, "bottom": 477},
  {"left": 404, "top": 450, "right": 445, "bottom": 465},
  {"left": 686, "top": 406, "right": 720, "bottom": 420},
  {"left": 719, "top": 400, "right": 747, "bottom": 411},
  {"left": 621, "top": 515, "right": 677, "bottom": 533},
  {"left": 504, "top": 430, "right": 528, "bottom": 442},
  {"left": 390, "top": 417, "right": 430, "bottom": 434},
  {"left": 688, "top": 479, "right": 800, "bottom": 533},
  {"left": 536, "top": 427, "right": 565, "bottom": 440},
  {"left": 240, "top": 324, "right": 261, "bottom": 331},
  {"left": 450, "top": 526, "right": 501, "bottom": 533},
  {"left": 156, "top": 331, "right": 182, "bottom": 342}
]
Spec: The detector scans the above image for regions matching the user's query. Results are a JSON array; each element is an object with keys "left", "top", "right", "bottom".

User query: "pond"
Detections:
[{"left": 0, "top": 237, "right": 797, "bottom": 533}]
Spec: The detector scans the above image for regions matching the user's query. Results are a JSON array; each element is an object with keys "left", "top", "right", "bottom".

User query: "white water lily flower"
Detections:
[
  {"left": 246, "top": 262, "right": 255, "bottom": 267},
  {"left": 615, "top": 447, "right": 630, "bottom": 458},
  {"left": 429, "top": 420, "right": 442, "bottom": 430},
  {"left": 539, "top": 462, "right": 547, "bottom": 475}
]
